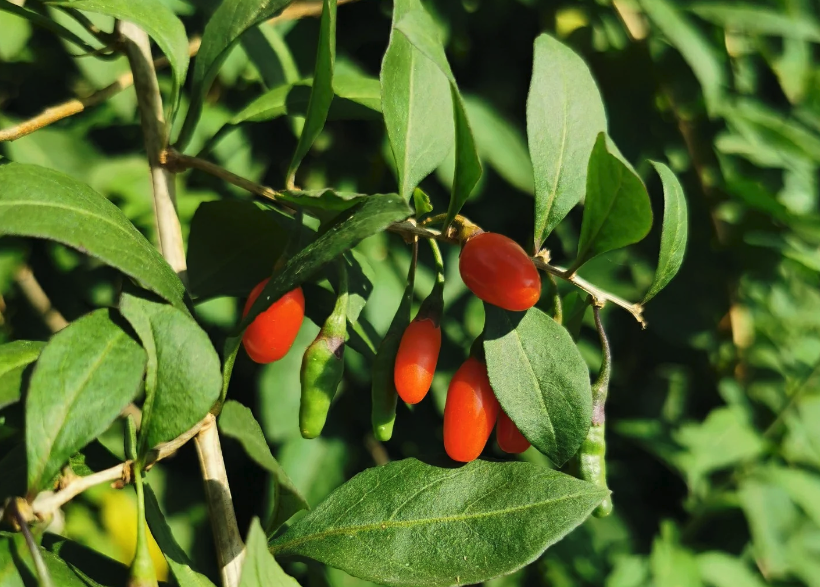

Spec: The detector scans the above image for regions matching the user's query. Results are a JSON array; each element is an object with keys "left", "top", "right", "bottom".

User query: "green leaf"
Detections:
[
  {"left": 650, "top": 521, "right": 702, "bottom": 587},
  {"left": 50, "top": 0, "right": 189, "bottom": 118},
  {"left": 218, "top": 401, "right": 308, "bottom": 532},
  {"left": 0, "top": 340, "right": 44, "bottom": 410},
  {"left": 643, "top": 162, "right": 688, "bottom": 303},
  {"left": 697, "top": 551, "right": 768, "bottom": 587},
  {"left": 0, "top": 163, "right": 186, "bottom": 310},
  {"left": 0, "top": 0, "right": 100, "bottom": 55},
  {"left": 42, "top": 534, "right": 133, "bottom": 587},
  {"left": 143, "top": 484, "right": 218, "bottom": 587},
  {"left": 527, "top": 33, "right": 607, "bottom": 251},
  {"left": 689, "top": 3, "right": 820, "bottom": 43},
  {"left": 0, "top": 533, "right": 96, "bottom": 587},
  {"left": 239, "top": 194, "right": 412, "bottom": 331},
  {"left": 393, "top": 9, "right": 481, "bottom": 226},
  {"left": 240, "top": 518, "right": 300, "bottom": 587},
  {"left": 270, "top": 459, "right": 606, "bottom": 587},
  {"left": 738, "top": 478, "right": 800, "bottom": 579},
  {"left": 463, "top": 95, "right": 534, "bottom": 195},
  {"left": 277, "top": 189, "right": 368, "bottom": 217},
  {"left": 413, "top": 187, "right": 433, "bottom": 217},
  {"left": 574, "top": 133, "right": 653, "bottom": 270},
  {"left": 187, "top": 201, "right": 289, "bottom": 300},
  {"left": 286, "top": 0, "right": 336, "bottom": 185},
  {"left": 380, "top": 0, "right": 453, "bottom": 203},
  {"left": 25, "top": 309, "right": 146, "bottom": 493},
  {"left": 119, "top": 291, "right": 221, "bottom": 457},
  {"left": 176, "top": 0, "right": 294, "bottom": 150},
  {"left": 639, "top": 0, "right": 727, "bottom": 115},
  {"left": 232, "top": 75, "right": 382, "bottom": 125},
  {"left": 483, "top": 306, "right": 592, "bottom": 466},
  {"left": 767, "top": 467, "right": 820, "bottom": 529}
]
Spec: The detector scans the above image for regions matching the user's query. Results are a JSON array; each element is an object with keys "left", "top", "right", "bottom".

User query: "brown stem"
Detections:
[
  {"left": 163, "top": 151, "right": 648, "bottom": 326},
  {"left": 9, "top": 498, "right": 56, "bottom": 587},
  {"left": 14, "top": 266, "right": 68, "bottom": 333}
]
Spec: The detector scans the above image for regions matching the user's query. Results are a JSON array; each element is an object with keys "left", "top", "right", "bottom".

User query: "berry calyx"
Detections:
[
  {"left": 459, "top": 232, "right": 541, "bottom": 311},
  {"left": 497, "top": 410, "right": 530, "bottom": 454},
  {"left": 443, "top": 357, "right": 500, "bottom": 462},
  {"left": 242, "top": 278, "right": 305, "bottom": 364},
  {"left": 394, "top": 317, "right": 441, "bottom": 404}
]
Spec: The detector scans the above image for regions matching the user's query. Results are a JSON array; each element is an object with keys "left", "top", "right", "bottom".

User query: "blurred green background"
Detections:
[{"left": 2, "top": 0, "right": 820, "bottom": 585}]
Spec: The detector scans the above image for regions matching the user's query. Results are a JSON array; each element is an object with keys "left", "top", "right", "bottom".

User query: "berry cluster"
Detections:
[{"left": 240, "top": 230, "right": 541, "bottom": 463}]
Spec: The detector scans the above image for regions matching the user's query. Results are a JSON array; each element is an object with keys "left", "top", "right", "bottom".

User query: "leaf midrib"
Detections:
[{"left": 270, "top": 487, "right": 602, "bottom": 555}]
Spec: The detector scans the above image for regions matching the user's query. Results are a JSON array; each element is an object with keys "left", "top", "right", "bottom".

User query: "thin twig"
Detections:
[
  {"left": 10, "top": 498, "right": 56, "bottom": 587},
  {"left": 0, "top": 39, "right": 201, "bottom": 143},
  {"left": 268, "top": 0, "right": 361, "bottom": 25},
  {"left": 31, "top": 464, "right": 127, "bottom": 520},
  {"left": 14, "top": 266, "right": 68, "bottom": 333},
  {"left": 163, "top": 150, "right": 648, "bottom": 326},
  {"left": 195, "top": 414, "right": 246, "bottom": 587},
  {"left": 591, "top": 305, "right": 612, "bottom": 425}
]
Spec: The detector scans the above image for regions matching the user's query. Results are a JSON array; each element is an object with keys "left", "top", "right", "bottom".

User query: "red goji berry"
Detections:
[
  {"left": 497, "top": 410, "right": 530, "bottom": 454},
  {"left": 242, "top": 278, "right": 305, "bottom": 364},
  {"left": 394, "top": 317, "right": 441, "bottom": 404},
  {"left": 443, "top": 357, "right": 500, "bottom": 462},
  {"left": 459, "top": 232, "right": 541, "bottom": 311}
]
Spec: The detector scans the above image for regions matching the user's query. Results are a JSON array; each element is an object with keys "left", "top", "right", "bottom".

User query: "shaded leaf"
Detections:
[
  {"left": 119, "top": 291, "right": 221, "bottom": 457},
  {"left": 50, "top": 0, "right": 189, "bottom": 117},
  {"left": 144, "top": 484, "right": 218, "bottom": 587},
  {"left": 0, "top": 0, "right": 99, "bottom": 54},
  {"left": 643, "top": 162, "right": 688, "bottom": 303},
  {"left": 0, "top": 340, "right": 44, "bottom": 410},
  {"left": 176, "top": 0, "right": 294, "bottom": 149},
  {"left": 218, "top": 401, "right": 308, "bottom": 532},
  {"left": 240, "top": 518, "right": 300, "bottom": 587},
  {"left": 270, "top": 459, "right": 606, "bottom": 587},
  {"left": 232, "top": 75, "right": 381, "bottom": 125},
  {"left": 43, "top": 534, "right": 133, "bottom": 587},
  {"left": 640, "top": 0, "right": 727, "bottom": 115},
  {"left": 574, "top": 133, "right": 652, "bottom": 270},
  {"left": 527, "top": 33, "right": 607, "bottom": 250},
  {"left": 187, "top": 201, "right": 289, "bottom": 300},
  {"left": 286, "top": 0, "right": 336, "bottom": 185},
  {"left": 0, "top": 163, "right": 186, "bottom": 310},
  {"left": 239, "top": 194, "right": 412, "bottom": 331},
  {"left": 484, "top": 305, "right": 592, "bottom": 465},
  {"left": 689, "top": 3, "right": 820, "bottom": 43},
  {"left": 463, "top": 95, "right": 533, "bottom": 195},
  {"left": 26, "top": 309, "right": 146, "bottom": 492},
  {"left": 0, "top": 532, "right": 95, "bottom": 587}
]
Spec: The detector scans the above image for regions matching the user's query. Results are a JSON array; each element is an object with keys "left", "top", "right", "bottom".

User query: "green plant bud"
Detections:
[
  {"left": 300, "top": 334, "right": 345, "bottom": 439},
  {"left": 300, "top": 259, "right": 348, "bottom": 439},
  {"left": 579, "top": 423, "right": 613, "bottom": 517}
]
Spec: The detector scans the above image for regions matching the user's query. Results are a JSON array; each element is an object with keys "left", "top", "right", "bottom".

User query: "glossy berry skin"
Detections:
[
  {"left": 497, "top": 410, "right": 530, "bottom": 454},
  {"left": 242, "top": 278, "right": 305, "bottom": 364},
  {"left": 394, "top": 318, "right": 441, "bottom": 404},
  {"left": 459, "top": 232, "right": 541, "bottom": 311},
  {"left": 443, "top": 357, "right": 500, "bottom": 462}
]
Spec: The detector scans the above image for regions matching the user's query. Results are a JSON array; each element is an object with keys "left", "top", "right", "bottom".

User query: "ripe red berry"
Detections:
[
  {"left": 394, "top": 318, "right": 441, "bottom": 404},
  {"left": 242, "top": 278, "right": 305, "bottom": 364},
  {"left": 443, "top": 357, "right": 500, "bottom": 462},
  {"left": 458, "top": 232, "right": 541, "bottom": 311},
  {"left": 497, "top": 410, "right": 530, "bottom": 454}
]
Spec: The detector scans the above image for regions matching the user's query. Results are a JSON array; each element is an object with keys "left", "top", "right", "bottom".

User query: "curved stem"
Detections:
[{"left": 591, "top": 305, "right": 612, "bottom": 425}]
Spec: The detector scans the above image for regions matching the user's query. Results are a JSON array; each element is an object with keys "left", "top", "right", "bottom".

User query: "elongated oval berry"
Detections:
[
  {"left": 497, "top": 410, "right": 530, "bottom": 454},
  {"left": 242, "top": 278, "right": 305, "bottom": 364},
  {"left": 443, "top": 357, "right": 500, "bottom": 462},
  {"left": 459, "top": 232, "right": 541, "bottom": 311},
  {"left": 394, "top": 318, "right": 441, "bottom": 404}
]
